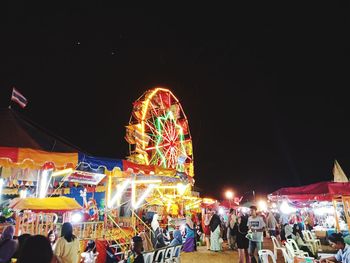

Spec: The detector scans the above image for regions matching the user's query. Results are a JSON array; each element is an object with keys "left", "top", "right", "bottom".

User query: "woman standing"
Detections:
[
  {"left": 203, "top": 211, "right": 211, "bottom": 250},
  {"left": 182, "top": 215, "right": 196, "bottom": 252},
  {"left": 54, "top": 222, "right": 80, "bottom": 263},
  {"left": 151, "top": 214, "right": 166, "bottom": 249},
  {"left": 48, "top": 230, "right": 58, "bottom": 250},
  {"left": 236, "top": 215, "right": 250, "bottom": 263},
  {"left": 209, "top": 211, "right": 222, "bottom": 252}
]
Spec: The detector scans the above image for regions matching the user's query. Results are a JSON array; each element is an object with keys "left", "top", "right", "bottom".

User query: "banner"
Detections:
[{"left": 63, "top": 170, "right": 105, "bottom": 185}]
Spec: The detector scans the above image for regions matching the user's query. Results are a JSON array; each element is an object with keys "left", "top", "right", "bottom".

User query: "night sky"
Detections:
[{"left": 1, "top": 4, "right": 349, "bottom": 200}]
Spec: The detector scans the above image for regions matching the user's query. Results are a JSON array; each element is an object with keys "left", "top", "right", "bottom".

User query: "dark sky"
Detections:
[{"left": 1, "top": 4, "right": 349, "bottom": 199}]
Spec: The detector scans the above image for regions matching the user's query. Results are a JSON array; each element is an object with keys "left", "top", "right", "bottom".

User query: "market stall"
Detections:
[{"left": 268, "top": 181, "right": 350, "bottom": 239}]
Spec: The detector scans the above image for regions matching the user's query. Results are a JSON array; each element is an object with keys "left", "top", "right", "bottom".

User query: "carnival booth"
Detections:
[
  {"left": 9, "top": 196, "right": 82, "bottom": 236},
  {"left": 268, "top": 181, "right": 350, "bottom": 240}
]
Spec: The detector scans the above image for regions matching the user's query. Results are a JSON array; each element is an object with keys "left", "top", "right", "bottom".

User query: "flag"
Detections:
[
  {"left": 11, "top": 87, "right": 28, "bottom": 108},
  {"left": 333, "top": 159, "right": 348, "bottom": 182}
]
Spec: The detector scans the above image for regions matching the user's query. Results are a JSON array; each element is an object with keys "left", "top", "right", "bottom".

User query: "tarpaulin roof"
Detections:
[
  {"left": 268, "top": 181, "right": 350, "bottom": 202},
  {"left": 0, "top": 146, "right": 78, "bottom": 169},
  {"left": 9, "top": 196, "right": 82, "bottom": 212},
  {"left": 0, "top": 108, "right": 79, "bottom": 152}
]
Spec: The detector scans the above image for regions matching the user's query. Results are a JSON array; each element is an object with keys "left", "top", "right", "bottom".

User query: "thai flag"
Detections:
[{"left": 11, "top": 87, "right": 28, "bottom": 108}]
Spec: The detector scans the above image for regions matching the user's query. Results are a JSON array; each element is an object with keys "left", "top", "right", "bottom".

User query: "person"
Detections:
[
  {"left": 54, "top": 222, "right": 80, "bottom": 263},
  {"left": 182, "top": 215, "right": 196, "bottom": 252},
  {"left": 162, "top": 227, "right": 170, "bottom": 244},
  {"left": 209, "top": 211, "right": 222, "bottom": 252},
  {"left": 304, "top": 213, "right": 314, "bottom": 231},
  {"left": 81, "top": 240, "right": 98, "bottom": 263},
  {"left": 195, "top": 221, "right": 203, "bottom": 246},
  {"left": 170, "top": 230, "right": 183, "bottom": 257},
  {"left": 266, "top": 212, "right": 278, "bottom": 237},
  {"left": 0, "top": 225, "right": 18, "bottom": 263},
  {"left": 13, "top": 233, "right": 31, "bottom": 260},
  {"left": 48, "top": 230, "right": 58, "bottom": 250},
  {"left": 247, "top": 205, "right": 265, "bottom": 263},
  {"left": 321, "top": 233, "right": 350, "bottom": 263},
  {"left": 227, "top": 208, "right": 237, "bottom": 250},
  {"left": 138, "top": 231, "right": 153, "bottom": 252},
  {"left": 18, "top": 235, "right": 53, "bottom": 263},
  {"left": 123, "top": 235, "right": 144, "bottom": 263},
  {"left": 292, "top": 224, "right": 315, "bottom": 258},
  {"left": 280, "top": 213, "right": 289, "bottom": 227},
  {"left": 236, "top": 215, "right": 250, "bottom": 263},
  {"left": 150, "top": 214, "right": 166, "bottom": 249},
  {"left": 284, "top": 224, "right": 294, "bottom": 240},
  {"left": 170, "top": 230, "right": 183, "bottom": 247},
  {"left": 203, "top": 210, "right": 211, "bottom": 250}
]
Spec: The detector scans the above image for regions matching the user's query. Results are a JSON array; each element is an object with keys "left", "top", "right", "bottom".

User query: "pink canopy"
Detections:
[{"left": 268, "top": 181, "right": 350, "bottom": 202}]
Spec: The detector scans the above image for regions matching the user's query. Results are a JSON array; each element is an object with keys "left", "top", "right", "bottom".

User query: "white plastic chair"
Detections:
[
  {"left": 286, "top": 239, "right": 309, "bottom": 257},
  {"left": 271, "top": 236, "right": 285, "bottom": 260},
  {"left": 142, "top": 251, "right": 155, "bottom": 263},
  {"left": 303, "top": 230, "right": 321, "bottom": 253},
  {"left": 172, "top": 245, "right": 182, "bottom": 263},
  {"left": 307, "top": 230, "right": 322, "bottom": 250},
  {"left": 258, "top": 249, "right": 277, "bottom": 263},
  {"left": 284, "top": 243, "right": 315, "bottom": 263},
  {"left": 281, "top": 244, "right": 294, "bottom": 263},
  {"left": 164, "top": 246, "right": 175, "bottom": 263},
  {"left": 154, "top": 248, "right": 166, "bottom": 263}
]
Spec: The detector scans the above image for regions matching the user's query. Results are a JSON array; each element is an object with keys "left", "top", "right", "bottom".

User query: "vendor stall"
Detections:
[{"left": 268, "top": 181, "right": 350, "bottom": 238}]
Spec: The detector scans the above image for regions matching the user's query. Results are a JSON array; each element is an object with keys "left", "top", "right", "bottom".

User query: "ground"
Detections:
[
  {"left": 180, "top": 238, "right": 335, "bottom": 263},
  {"left": 181, "top": 245, "right": 237, "bottom": 263}
]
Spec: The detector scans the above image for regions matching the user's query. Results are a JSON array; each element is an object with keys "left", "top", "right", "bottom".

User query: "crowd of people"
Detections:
[
  {"left": 0, "top": 222, "right": 98, "bottom": 263},
  {"left": 2, "top": 206, "right": 350, "bottom": 263}
]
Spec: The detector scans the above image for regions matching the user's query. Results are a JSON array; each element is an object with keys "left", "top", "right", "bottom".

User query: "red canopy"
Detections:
[
  {"left": 268, "top": 181, "right": 350, "bottom": 202},
  {"left": 219, "top": 200, "right": 239, "bottom": 209}
]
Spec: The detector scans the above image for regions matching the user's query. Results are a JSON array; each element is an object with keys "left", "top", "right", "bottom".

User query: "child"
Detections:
[{"left": 81, "top": 240, "right": 98, "bottom": 263}]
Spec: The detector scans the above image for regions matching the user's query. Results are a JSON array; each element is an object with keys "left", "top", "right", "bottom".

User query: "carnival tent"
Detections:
[
  {"left": 9, "top": 196, "right": 82, "bottom": 212},
  {"left": 0, "top": 108, "right": 78, "bottom": 152},
  {"left": 268, "top": 181, "right": 350, "bottom": 202}
]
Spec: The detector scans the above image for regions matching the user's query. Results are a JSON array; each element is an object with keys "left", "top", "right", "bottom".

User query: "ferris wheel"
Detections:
[{"left": 125, "top": 88, "right": 194, "bottom": 176}]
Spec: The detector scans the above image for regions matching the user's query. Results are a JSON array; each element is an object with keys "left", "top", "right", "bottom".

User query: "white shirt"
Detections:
[
  {"left": 81, "top": 251, "right": 98, "bottom": 263},
  {"left": 247, "top": 216, "right": 265, "bottom": 242}
]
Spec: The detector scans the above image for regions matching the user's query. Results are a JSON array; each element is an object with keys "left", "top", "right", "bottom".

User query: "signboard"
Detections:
[{"left": 63, "top": 170, "right": 105, "bottom": 185}]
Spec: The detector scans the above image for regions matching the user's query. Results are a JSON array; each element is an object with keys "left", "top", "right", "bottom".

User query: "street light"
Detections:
[
  {"left": 225, "top": 190, "right": 234, "bottom": 208},
  {"left": 225, "top": 190, "right": 234, "bottom": 200}
]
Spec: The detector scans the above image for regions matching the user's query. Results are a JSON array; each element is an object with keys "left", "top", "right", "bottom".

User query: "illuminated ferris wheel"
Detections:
[{"left": 125, "top": 88, "right": 194, "bottom": 176}]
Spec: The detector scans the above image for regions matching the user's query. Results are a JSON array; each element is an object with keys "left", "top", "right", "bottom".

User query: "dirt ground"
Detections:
[{"left": 181, "top": 238, "right": 336, "bottom": 263}]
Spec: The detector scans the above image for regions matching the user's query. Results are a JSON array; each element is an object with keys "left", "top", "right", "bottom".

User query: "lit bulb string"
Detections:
[
  {"left": 140, "top": 88, "right": 182, "bottom": 164},
  {"left": 143, "top": 104, "right": 189, "bottom": 167},
  {"left": 154, "top": 112, "right": 187, "bottom": 169},
  {"left": 49, "top": 162, "right": 121, "bottom": 197},
  {"left": 129, "top": 87, "right": 194, "bottom": 175}
]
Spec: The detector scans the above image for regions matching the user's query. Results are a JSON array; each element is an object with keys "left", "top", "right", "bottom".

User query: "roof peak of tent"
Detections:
[{"left": 0, "top": 108, "right": 83, "bottom": 153}]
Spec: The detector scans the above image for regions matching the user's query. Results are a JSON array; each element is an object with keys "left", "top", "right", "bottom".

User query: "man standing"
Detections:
[
  {"left": 247, "top": 205, "right": 265, "bottom": 263},
  {"left": 266, "top": 212, "right": 278, "bottom": 237}
]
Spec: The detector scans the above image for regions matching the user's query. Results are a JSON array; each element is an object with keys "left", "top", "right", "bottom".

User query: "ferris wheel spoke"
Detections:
[
  {"left": 148, "top": 151, "right": 159, "bottom": 165},
  {"left": 158, "top": 120, "right": 172, "bottom": 143},
  {"left": 145, "top": 122, "right": 160, "bottom": 138}
]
